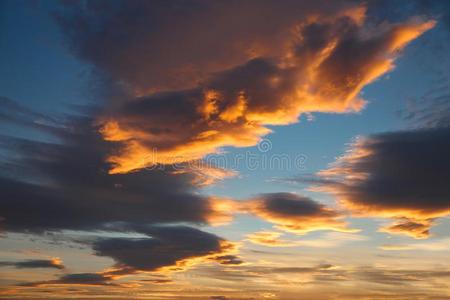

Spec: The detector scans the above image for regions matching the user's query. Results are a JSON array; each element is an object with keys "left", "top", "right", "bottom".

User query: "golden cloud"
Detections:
[{"left": 98, "top": 11, "right": 434, "bottom": 174}]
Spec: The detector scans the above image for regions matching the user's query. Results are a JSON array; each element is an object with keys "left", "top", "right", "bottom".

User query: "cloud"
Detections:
[
  {"left": 0, "top": 100, "right": 231, "bottom": 233},
  {"left": 55, "top": 1, "right": 365, "bottom": 94},
  {"left": 313, "top": 126, "right": 450, "bottom": 238},
  {"left": 244, "top": 193, "right": 356, "bottom": 234},
  {"left": 55, "top": 2, "right": 435, "bottom": 173},
  {"left": 20, "top": 273, "right": 116, "bottom": 287},
  {"left": 92, "top": 225, "right": 239, "bottom": 273},
  {"left": 0, "top": 258, "right": 64, "bottom": 270},
  {"left": 0, "top": 100, "right": 238, "bottom": 284}
]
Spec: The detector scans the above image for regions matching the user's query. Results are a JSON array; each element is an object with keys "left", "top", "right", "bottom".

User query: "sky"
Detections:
[{"left": 1, "top": 0, "right": 450, "bottom": 299}]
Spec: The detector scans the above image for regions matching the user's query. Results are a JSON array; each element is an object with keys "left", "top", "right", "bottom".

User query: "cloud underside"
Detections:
[
  {"left": 245, "top": 193, "right": 356, "bottom": 234},
  {"left": 92, "top": 225, "right": 241, "bottom": 273},
  {"left": 315, "top": 127, "right": 450, "bottom": 238}
]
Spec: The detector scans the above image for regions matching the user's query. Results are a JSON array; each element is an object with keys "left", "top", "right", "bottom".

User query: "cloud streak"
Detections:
[{"left": 0, "top": 258, "right": 64, "bottom": 270}]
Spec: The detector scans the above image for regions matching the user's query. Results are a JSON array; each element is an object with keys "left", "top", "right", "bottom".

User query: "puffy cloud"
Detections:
[
  {"left": 92, "top": 225, "right": 239, "bottom": 272},
  {"left": 55, "top": 1, "right": 434, "bottom": 173},
  {"left": 244, "top": 193, "right": 356, "bottom": 234},
  {"left": 314, "top": 126, "right": 450, "bottom": 238},
  {"left": 0, "top": 258, "right": 64, "bottom": 270}
]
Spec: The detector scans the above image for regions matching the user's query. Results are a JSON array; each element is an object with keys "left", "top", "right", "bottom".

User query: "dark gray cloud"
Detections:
[
  {"left": 0, "top": 259, "right": 64, "bottom": 270},
  {"left": 20, "top": 273, "right": 115, "bottom": 287},
  {"left": 92, "top": 225, "right": 236, "bottom": 272},
  {"left": 316, "top": 127, "right": 450, "bottom": 216},
  {"left": 314, "top": 84, "right": 450, "bottom": 238},
  {"left": 0, "top": 99, "right": 223, "bottom": 233},
  {"left": 246, "top": 193, "right": 354, "bottom": 234},
  {"left": 253, "top": 193, "right": 337, "bottom": 218}
]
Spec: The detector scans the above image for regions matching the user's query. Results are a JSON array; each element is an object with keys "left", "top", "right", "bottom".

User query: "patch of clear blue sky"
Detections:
[{"left": 0, "top": 0, "right": 89, "bottom": 115}]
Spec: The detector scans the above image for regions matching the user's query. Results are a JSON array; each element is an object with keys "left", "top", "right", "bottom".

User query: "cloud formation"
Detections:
[
  {"left": 0, "top": 258, "right": 64, "bottom": 270},
  {"left": 314, "top": 126, "right": 450, "bottom": 238},
  {"left": 0, "top": 100, "right": 231, "bottom": 233},
  {"left": 92, "top": 225, "right": 240, "bottom": 273},
  {"left": 20, "top": 273, "right": 117, "bottom": 287},
  {"left": 244, "top": 193, "right": 356, "bottom": 234},
  {"left": 55, "top": 1, "right": 434, "bottom": 173},
  {"left": 0, "top": 100, "right": 237, "bottom": 283}
]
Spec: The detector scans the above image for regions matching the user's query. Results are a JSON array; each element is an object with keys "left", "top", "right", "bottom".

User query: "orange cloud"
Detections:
[{"left": 98, "top": 12, "right": 434, "bottom": 174}]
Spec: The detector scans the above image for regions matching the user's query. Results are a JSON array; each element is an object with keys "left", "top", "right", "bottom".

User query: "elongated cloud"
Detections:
[
  {"left": 20, "top": 273, "right": 117, "bottom": 287},
  {"left": 93, "top": 226, "right": 240, "bottom": 273},
  {"left": 56, "top": 2, "right": 435, "bottom": 173},
  {"left": 244, "top": 193, "right": 356, "bottom": 234},
  {"left": 0, "top": 258, "right": 64, "bottom": 270},
  {"left": 314, "top": 126, "right": 450, "bottom": 238},
  {"left": 246, "top": 231, "right": 298, "bottom": 247}
]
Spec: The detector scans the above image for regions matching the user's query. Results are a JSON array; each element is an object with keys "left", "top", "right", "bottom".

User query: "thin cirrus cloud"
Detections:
[
  {"left": 246, "top": 231, "right": 366, "bottom": 248},
  {"left": 54, "top": 1, "right": 435, "bottom": 173}
]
